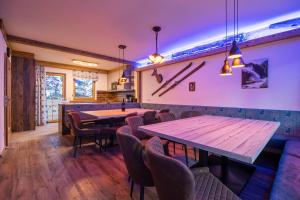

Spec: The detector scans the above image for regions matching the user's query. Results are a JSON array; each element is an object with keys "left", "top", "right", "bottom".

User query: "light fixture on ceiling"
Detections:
[
  {"left": 148, "top": 26, "right": 164, "bottom": 64},
  {"left": 228, "top": 0, "right": 243, "bottom": 60},
  {"left": 72, "top": 60, "right": 98, "bottom": 67},
  {"left": 231, "top": 0, "right": 245, "bottom": 67},
  {"left": 118, "top": 44, "right": 127, "bottom": 84},
  {"left": 220, "top": 0, "right": 232, "bottom": 76}
]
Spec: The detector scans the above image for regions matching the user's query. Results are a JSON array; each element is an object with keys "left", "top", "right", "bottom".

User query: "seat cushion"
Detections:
[
  {"left": 270, "top": 154, "right": 300, "bottom": 200},
  {"left": 194, "top": 172, "right": 240, "bottom": 200},
  {"left": 284, "top": 141, "right": 300, "bottom": 158}
]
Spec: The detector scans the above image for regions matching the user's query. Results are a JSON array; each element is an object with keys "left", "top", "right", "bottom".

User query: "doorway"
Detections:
[{"left": 45, "top": 72, "right": 66, "bottom": 123}]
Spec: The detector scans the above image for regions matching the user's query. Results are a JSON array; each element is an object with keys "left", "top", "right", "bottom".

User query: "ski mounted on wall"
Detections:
[
  {"left": 152, "top": 62, "right": 193, "bottom": 96},
  {"left": 158, "top": 61, "right": 206, "bottom": 97}
]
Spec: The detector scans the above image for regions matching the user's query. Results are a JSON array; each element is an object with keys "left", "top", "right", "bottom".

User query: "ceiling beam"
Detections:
[
  {"left": 36, "top": 60, "right": 108, "bottom": 74},
  {"left": 135, "top": 28, "right": 300, "bottom": 72},
  {"left": 7, "top": 35, "right": 136, "bottom": 65}
]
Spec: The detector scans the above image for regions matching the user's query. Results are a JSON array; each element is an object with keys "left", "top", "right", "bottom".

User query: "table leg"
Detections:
[
  {"left": 221, "top": 156, "right": 228, "bottom": 183},
  {"left": 198, "top": 149, "right": 209, "bottom": 167}
]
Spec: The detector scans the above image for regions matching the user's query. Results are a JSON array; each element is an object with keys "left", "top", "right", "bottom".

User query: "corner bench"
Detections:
[{"left": 270, "top": 140, "right": 300, "bottom": 200}]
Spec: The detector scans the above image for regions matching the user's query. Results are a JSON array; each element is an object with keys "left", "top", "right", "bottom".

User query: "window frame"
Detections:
[
  {"left": 73, "top": 78, "right": 96, "bottom": 101},
  {"left": 45, "top": 72, "right": 66, "bottom": 100}
]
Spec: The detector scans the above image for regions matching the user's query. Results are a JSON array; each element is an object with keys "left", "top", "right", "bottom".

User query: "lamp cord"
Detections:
[
  {"left": 237, "top": 0, "right": 239, "bottom": 40},
  {"left": 155, "top": 32, "right": 158, "bottom": 54},
  {"left": 225, "top": 0, "right": 228, "bottom": 57}
]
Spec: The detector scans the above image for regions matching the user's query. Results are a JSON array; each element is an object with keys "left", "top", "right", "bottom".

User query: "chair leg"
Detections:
[
  {"left": 128, "top": 175, "right": 131, "bottom": 182},
  {"left": 140, "top": 185, "right": 144, "bottom": 200},
  {"left": 130, "top": 180, "right": 134, "bottom": 198},
  {"left": 193, "top": 147, "right": 197, "bottom": 161},
  {"left": 184, "top": 145, "right": 189, "bottom": 166},
  {"left": 79, "top": 137, "right": 82, "bottom": 148},
  {"left": 173, "top": 142, "right": 176, "bottom": 154},
  {"left": 73, "top": 136, "right": 78, "bottom": 158},
  {"left": 104, "top": 138, "right": 107, "bottom": 151}
]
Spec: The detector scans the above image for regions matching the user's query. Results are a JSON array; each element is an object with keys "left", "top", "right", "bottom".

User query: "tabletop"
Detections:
[
  {"left": 138, "top": 115, "right": 280, "bottom": 164},
  {"left": 82, "top": 108, "right": 156, "bottom": 119}
]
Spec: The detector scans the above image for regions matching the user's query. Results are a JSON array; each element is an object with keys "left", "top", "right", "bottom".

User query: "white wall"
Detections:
[
  {"left": 0, "top": 31, "right": 7, "bottom": 154},
  {"left": 140, "top": 37, "right": 300, "bottom": 111},
  {"left": 45, "top": 67, "right": 107, "bottom": 101}
]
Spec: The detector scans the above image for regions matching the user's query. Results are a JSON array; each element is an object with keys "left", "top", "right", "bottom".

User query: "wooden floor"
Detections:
[{"left": 0, "top": 124, "right": 277, "bottom": 200}]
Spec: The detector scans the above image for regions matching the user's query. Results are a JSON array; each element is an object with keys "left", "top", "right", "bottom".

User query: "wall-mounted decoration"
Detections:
[
  {"left": 189, "top": 82, "right": 196, "bottom": 92},
  {"left": 159, "top": 61, "right": 205, "bottom": 97},
  {"left": 152, "top": 69, "right": 163, "bottom": 83},
  {"left": 242, "top": 59, "right": 268, "bottom": 89},
  {"left": 111, "top": 82, "right": 118, "bottom": 91},
  {"left": 152, "top": 62, "right": 193, "bottom": 96}
]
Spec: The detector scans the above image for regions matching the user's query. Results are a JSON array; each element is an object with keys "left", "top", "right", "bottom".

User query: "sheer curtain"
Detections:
[
  {"left": 35, "top": 64, "right": 47, "bottom": 126},
  {"left": 73, "top": 70, "right": 99, "bottom": 81}
]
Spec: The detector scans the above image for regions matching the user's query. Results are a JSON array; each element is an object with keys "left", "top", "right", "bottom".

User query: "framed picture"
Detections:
[
  {"left": 189, "top": 82, "right": 196, "bottom": 92},
  {"left": 242, "top": 58, "right": 268, "bottom": 89},
  {"left": 111, "top": 82, "right": 118, "bottom": 91}
]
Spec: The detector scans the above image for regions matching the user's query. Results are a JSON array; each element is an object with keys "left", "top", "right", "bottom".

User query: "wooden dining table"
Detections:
[
  {"left": 138, "top": 115, "right": 280, "bottom": 193},
  {"left": 82, "top": 108, "right": 156, "bottom": 119}
]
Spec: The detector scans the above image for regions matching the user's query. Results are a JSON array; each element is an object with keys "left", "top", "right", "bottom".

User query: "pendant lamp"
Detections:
[
  {"left": 118, "top": 45, "right": 127, "bottom": 84},
  {"left": 220, "top": 0, "right": 232, "bottom": 76},
  {"left": 228, "top": 0, "right": 243, "bottom": 60},
  {"left": 231, "top": 0, "right": 245, "bottom": 67},
  {"left": 148, "top": 26, "right": 164, "bottom": 64}
]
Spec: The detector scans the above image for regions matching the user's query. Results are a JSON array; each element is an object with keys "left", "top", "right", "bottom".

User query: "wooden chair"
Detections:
[
  {"left": 145, "top": 137, "right": 240, "bottom": 200},
  {"left": 116, "top": 126, "right": 154, "bottom": 200}
]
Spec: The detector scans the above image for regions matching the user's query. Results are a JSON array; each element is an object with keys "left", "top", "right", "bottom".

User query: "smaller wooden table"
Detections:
[{"left": 82, "top": 108, "right": 156, "bottom": 119}]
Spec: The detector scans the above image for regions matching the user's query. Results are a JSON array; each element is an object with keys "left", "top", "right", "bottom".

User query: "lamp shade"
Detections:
[
  {"left": 148, "top": 53, "right": 164, "bottom": 64},
  {"left": 220, "top": 59, "right": 232, "bottom": 76},
  {"left": 232, "top": 57, "right": 245, "bottom": 68},
  {"left": 228, "top": 40, "right": 242, "bottom": 59},
  {"left": 119, "top": 71, "right": 127, "bottom": 84}
]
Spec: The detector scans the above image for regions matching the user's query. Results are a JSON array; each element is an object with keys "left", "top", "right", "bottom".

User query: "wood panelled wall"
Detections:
[{"left": 11, "top": 53, "right": 35, "bottom": 132}]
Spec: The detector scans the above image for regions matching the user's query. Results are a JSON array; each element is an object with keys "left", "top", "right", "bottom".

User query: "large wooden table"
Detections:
[
  {"left": 139, "top": 115, "right": 280, "bottom": 164},
  {"left": 82, "top": 108, "right": 156, "bottom": 119}
]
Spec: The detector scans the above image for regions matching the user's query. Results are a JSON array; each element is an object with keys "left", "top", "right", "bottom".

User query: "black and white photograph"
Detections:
[{"left": 242, "top": 58, "right": 268, "bottom": 89}]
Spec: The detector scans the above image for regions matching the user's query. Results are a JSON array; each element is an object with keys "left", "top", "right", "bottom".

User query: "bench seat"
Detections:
[{"left": 270, "top": 141, "right": 300, "bottom": 200}]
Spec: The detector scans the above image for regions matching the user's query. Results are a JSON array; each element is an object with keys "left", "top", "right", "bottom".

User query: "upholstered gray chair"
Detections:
[
  {"left": 125, "top": 116, "right": 170, "bottom": 155},
  {"left": 180, "top": 110, "right": 201, "bottom": 119},
  {"left": 116, "top": 126, "right": 154, "bottom": 200},
  {"left": 125, "top": 116, "right": 151, "bottom": 140},
  {"left": 68, "top": 112, "right": 102, "bottom": 157},
  {"left": 143, "top": 111, "right": 157, "bottom": 125},
  {"left": 145, "top": 137, "right": 241, "bottom": 200},
  {"left": 157, "top": 112, "right": 176, "bottom": 122},
  {"left": 180, "top": 111, "right": 201, "bottom": 161},
  {"left": 157, "top": 112, "right": 190, "bottom": 165}
]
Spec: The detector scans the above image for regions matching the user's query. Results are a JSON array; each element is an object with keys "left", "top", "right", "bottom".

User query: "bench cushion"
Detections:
[
  {"left": 284, "top": 141, "right": 300, "bottom": 158},
  {"left": 270, "top": 142, "right": 300, "bottom": 200}
]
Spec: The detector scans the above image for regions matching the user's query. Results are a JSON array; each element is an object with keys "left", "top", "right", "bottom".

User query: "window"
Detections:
[
  {"left": 73, "top": 78, "right": 95, "bottom": 100},
  {"left": 45, "top": 73, "right": 66, "bottom": 122}
]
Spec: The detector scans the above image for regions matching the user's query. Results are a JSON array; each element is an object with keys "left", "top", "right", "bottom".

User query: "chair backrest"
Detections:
[
  {"left": 116, "top": 126, "right": 153, "bottom": 186},
  {"left": 145, "top": 137, "right": 195, "bottom": 200},
  {"left": 65, "top": 110, "right": 74, "bottom": 128},
  {"left": 125, "top": 116, "right": 149, "bottom": 140},
  {"left": 180, "top": 111, "right": 201, "bottom": 119},
  {"left": 68, "top": 112, "right": 82, "bottom": 135},
  {"left": 159, "top": 109, "right": 170, "bottom": 113},
  {"left": 158, "top": 112, "right": 176, "bottom": 122},
  {"left": 127, "top": 112, "right": 138, "bottom": 118},
  {"left": 143, "top": 111, "right": 157, "bottom": 125}
]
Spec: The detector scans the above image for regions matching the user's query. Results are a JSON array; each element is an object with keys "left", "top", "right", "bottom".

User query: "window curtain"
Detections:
[
  {"left": 35, "top": 64, "right": 47, "bottom": 126},
  {"left": 73, "top": 70, "right": 99, "bottom": 81}
]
